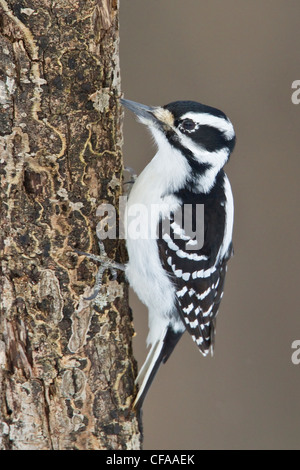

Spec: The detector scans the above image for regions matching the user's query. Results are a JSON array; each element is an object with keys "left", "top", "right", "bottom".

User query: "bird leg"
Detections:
[{"left": 123, "top": 166, "right": 137, "bottom": 195}]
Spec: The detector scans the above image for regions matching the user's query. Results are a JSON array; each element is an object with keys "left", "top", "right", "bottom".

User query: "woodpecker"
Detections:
[{"left": 121, "top": 98, "right": 236, "bottom": 409}]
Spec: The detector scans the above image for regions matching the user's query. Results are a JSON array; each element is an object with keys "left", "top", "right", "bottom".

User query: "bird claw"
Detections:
[{"left": 75, "top": 241, "right": 125, "bottom": 300}]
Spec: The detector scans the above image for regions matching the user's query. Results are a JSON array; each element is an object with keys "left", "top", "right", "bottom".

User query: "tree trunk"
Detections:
[{"left": 0, "top": 0, "right": 141, "bottom": 450}]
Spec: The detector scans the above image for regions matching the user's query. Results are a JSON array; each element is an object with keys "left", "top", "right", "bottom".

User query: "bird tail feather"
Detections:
[{"left": 133, "top": 326, "right": 183, "bottom": 409}]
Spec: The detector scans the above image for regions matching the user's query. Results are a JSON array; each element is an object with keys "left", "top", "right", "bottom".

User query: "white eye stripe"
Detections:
[{"left": 180, "top": 112, "right": 235, "bottom": 140}]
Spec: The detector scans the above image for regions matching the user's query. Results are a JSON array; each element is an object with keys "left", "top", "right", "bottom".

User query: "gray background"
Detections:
[{"left": 119, "top": 0, "right": 300, "bottom": 449}]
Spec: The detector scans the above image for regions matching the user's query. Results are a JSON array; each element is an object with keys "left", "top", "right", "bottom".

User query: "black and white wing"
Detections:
[
  {"left": 133, "top": 179, "right": 233, "bottom": 408},
  {"left": 158, "top": 196, "right": 233, "bottom": 356}
]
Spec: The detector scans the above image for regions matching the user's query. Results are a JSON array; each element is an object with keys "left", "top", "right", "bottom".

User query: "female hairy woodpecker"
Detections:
[{"left": 121, "top": 98, "right": 236, "bottom": 409}]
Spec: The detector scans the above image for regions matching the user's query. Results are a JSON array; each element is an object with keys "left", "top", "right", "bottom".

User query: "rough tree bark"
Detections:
[{"left": 0, "top": 0, "right": 141, "bottom": 450}]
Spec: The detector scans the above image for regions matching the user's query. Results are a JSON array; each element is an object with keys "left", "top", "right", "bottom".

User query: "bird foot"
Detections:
[{"left": 75, "top": 241, "right": 125, "bottom": 300}]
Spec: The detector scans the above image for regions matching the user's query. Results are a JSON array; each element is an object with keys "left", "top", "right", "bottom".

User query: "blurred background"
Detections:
[{"left": 119, "top": 0, "right": 300, "bottom": 450}]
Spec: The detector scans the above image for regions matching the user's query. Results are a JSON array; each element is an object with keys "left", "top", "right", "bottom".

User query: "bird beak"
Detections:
[
  {"left": 121, "top": 98, "right": 174, "bottom": 130},
  {"left": 121, "top": 98, "right": 157, "bottom": 124}
]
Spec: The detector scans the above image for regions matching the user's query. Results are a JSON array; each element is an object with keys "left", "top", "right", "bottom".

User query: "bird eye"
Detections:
[{"left": 180, "top": 119, "right": 196, "bottom": 132}]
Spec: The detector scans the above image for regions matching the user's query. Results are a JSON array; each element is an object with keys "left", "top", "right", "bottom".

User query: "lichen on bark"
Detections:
[{"left": 0, "top": 0, "right": 141, "bottom": 450}]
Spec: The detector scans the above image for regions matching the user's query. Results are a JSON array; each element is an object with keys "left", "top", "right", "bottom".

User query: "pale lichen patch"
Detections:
[
  {"left": 68, "top": 289, "right": 94, "bottom": 353},
  {"left": 89, "top": 89, "right": 110, "bottom": 113},
  {"left": 38, "top": 270, "right": 64, "bottom": 324},
  {"left": 93, "top": 279, "right": 123, "bottom": 311}
]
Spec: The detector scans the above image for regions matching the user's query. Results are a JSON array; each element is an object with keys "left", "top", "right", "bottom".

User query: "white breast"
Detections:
[
  {"left": 125, "top": 135, "right": 189, "bottom": 345},
  {"left": 218, "top": 174, "right": 234, "bottom": 261}
]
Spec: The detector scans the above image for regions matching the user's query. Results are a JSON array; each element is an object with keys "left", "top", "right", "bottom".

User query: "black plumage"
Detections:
[{"left": 158, "top": 171, "right": 233, "bottom": 356}]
